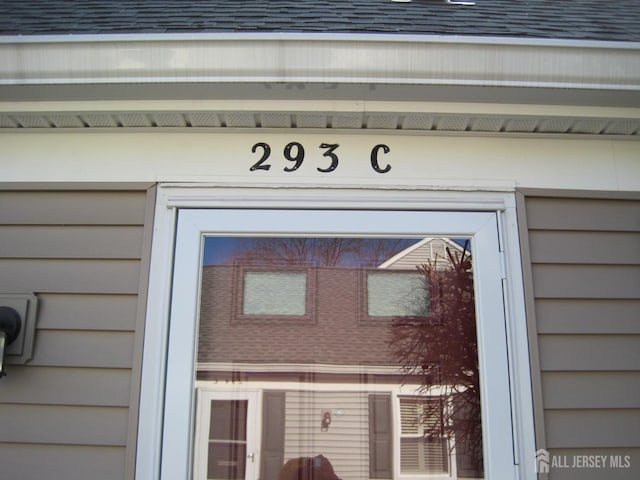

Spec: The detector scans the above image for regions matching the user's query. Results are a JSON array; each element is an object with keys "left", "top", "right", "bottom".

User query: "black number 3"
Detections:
[{"left": 318, "top": 143, "right": 339, "bottom": 173}]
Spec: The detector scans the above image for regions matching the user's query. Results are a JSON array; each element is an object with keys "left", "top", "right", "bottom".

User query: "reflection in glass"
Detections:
[
  {"left": 367, "top": 272, "right": 428, "bottom": 317},
  {"left": 207, "top": 400, "right": 248, "bottom": 480},
  {"left": 196, "top": 237, "right": 484, "bottom": 479},
  {"left": 243, "top": 271, "right": 307, "bottom": 315}
]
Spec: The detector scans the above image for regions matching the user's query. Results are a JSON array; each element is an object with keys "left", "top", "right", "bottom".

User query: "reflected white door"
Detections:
[{"left": 194, "top": 390, "right": 259, "bottom": 480}]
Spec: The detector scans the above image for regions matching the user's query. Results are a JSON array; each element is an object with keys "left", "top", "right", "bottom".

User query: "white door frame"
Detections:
[{"left": 135, "top": 185, "right": 536, "bottom": 480}]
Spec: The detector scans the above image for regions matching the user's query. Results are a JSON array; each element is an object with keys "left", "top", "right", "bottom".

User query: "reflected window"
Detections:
[
  {"left": 243, "top": 270, "right": 307, "bottom": 316},
  {"left": 399, "top": 397, "right": 448, "bottom": 475},
  {"left": 366, "top": 271, "right": 428, "bottom": 318}
]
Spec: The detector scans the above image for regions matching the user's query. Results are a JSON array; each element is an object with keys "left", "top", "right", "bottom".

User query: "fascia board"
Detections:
[{"left": 1, "top": 33, "right": 639, "bottom": 92}]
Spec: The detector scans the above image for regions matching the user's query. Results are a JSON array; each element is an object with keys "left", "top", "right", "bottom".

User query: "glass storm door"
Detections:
[
  {"left": 162, "top": 209, "right": 516, "bottom": 480},
  {"left": 194, "top": 391, "right": 259, "bottom": 480}
]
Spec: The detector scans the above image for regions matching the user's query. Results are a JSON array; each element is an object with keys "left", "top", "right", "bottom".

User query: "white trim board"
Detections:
[
  {"left": 136, "top": 186, "right": 536, "bottom": 480},
  {"left": 1, "top": 132, "right": 638, "bottom": 191}
]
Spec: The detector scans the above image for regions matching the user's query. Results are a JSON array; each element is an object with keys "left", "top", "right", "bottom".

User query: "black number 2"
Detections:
[{"left": 250, "top": 142, "right": 271, "bottom": 171}]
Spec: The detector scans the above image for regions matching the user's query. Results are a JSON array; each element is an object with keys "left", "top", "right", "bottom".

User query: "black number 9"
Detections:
[{"left": 283, "top": 142, "right": 305, "bottom": 172}]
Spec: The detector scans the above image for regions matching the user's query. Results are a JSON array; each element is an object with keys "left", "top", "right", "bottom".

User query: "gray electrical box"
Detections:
[{"left": 0, "top": 293, "right": 38, "bottom": 364}]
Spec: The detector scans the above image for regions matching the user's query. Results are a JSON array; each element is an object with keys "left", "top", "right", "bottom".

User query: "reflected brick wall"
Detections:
[{"left": 198, "top": 265, "right": 397, "bottom": 365}]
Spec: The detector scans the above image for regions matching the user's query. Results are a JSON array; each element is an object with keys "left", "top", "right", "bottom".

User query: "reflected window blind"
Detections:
[{"left": 399, "top": 398, "right": 448, "bottom": 474}]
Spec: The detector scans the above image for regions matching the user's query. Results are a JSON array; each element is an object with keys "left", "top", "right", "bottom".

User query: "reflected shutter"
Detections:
[
  {"left": 261, "top": 391, "right": 285, "bottom": 480},
  {"left": 368, "top": 394, "right": 393, "bottom": 479}
]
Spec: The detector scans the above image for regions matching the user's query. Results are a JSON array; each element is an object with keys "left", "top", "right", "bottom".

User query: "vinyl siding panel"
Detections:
[
  {"left": 544, "top": 410, "right": 640, "bottom": 449},
  {"left": 524, "top": 198, "right": 640, "bottom": 232},
  {"left": 0, "top": 187, "right": 154, "bottom": 480},
  {"left": 0, "top": 225, "right": 144, "bottom": 259},
  {"left": 528, "top": 231, "right": 640, "bottom": 265},
  {"left": 381, "top": 239, "right": 451, "bottom": 270},
  {"left": 0, "top": 258, "right": 141, "bottom": 294},
  {"left": 36, "top": 293, "right": 139, "bottom": 331},
  {"left": 0, "top": 366, "right": 132, "bottom": 406},
  {"left": 0, "top": 191, "right": 147, "bottom": 225},
  {"left": 532, "top": 264, "right": 640, "bottom": 299},
  {"left": 536, "top": 299, "right": 640, "bottom": 334},
  {"left": 284, "top": 390, "right": 370, "bottom": 480},
  {"left": 538, "top": 335, "right": 640, "bottom": 371},
  {"left": 27, "top": 330, "right": 135, "bottom": 368},
  {"left": 0, "top": 444, "right": 126, "bottom": 480},
  {"left": 522, "top": 194, "right": 640, "bottom": 479},
  {"left": 542, "top": 372, "right": 640, "bottom": 409},
  {"left": 0, "top": 404, "right": 129, "bottom": 445}
]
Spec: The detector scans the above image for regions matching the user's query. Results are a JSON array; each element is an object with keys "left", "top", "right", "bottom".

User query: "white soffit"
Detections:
[
  {"left": 1, "top": 105, "right": 639, "bottom": 136},
  {"left": 0, "top": 33, "right": 639, "bottom": 136}
]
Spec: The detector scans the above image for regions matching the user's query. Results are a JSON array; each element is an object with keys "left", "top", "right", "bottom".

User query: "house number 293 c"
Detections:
[{"left": 250, "top": 142, "right": 392, "bottom": 174}]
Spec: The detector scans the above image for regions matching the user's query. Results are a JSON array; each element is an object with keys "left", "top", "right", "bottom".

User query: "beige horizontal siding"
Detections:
[
  {"left": 525, "top": 197, "right": 640, "bottom": 232},
  {"left": 36, "top": 293, "right": 139, "bottom": 331},
  {"left": 285, "top": 390, "right": 370, "bottom": 480},
  {"left": 536, "top": 299, "right": 640, "bottom": 334},
  {"left": 528, "top": 231, "right": 640, "bottom": 265},
  {"left": 0, "top": 258, "right": 141, "bottom": 294},
  {"left": 532, "top": 265, "right": 640, "bottom": 299},
  {"left": 0, "top": 404, "right": 129, "bottom": 445},
  {"left": 544, "top": 410, "right": 640, "bottom": 449},
  {"left": 522, "top": 194, "right": 640, "bottom": 479},
  {"left": 28, "top": 330, "right": 135, "bottom": 368},
  {"left": 0, "top": 191, "right": 147, "bottom": 225},
  {"left": 0, "top": 366, "right": 131, "bottom": 406},
  {"left": 0, "top": 225, "right": 144, "bottom": 259},
  {"left": 542, "top": 372, "right": 640, "bottom": 409},
  {"left": 539, "top": 335, "right": 640, "bottom": 371},
  {"left": 0, "top": 186, "right": 154, "bottom": 480},
  {"left": 0, "top": 444, "right": 126, "bottom": 480}
]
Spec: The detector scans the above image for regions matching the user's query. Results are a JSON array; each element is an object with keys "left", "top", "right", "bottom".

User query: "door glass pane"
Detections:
[
  {"left": 208, "top": 400, "right": 248, "bottom": 480},
  {"left": 196, "top": 236, "right": 484, "bottom": 479}
]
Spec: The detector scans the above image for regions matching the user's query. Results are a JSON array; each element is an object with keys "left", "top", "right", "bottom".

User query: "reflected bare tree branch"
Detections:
[
  {"left": 388, "top": 242, "right": 483, "bottom": 477},
  {"left": 232, "top": 237, "right": 412, "bottom": 267}
]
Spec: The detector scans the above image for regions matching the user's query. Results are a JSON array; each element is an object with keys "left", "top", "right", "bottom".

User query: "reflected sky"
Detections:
[
  {"left": 202, "top": 236, "right": 418, "bottom": 267},
  {"left": 202, "top": 236, "right": 468, "bottom": 267}
]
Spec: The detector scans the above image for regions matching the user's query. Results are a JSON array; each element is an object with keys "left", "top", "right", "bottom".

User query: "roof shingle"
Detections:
[{"left": 1, "top": 0, "right": 639, "bottom": 42}]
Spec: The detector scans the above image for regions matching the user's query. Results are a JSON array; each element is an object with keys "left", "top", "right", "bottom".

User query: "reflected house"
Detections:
[{"left": 196, "top": 238, "right": 480, "bottom": 480}]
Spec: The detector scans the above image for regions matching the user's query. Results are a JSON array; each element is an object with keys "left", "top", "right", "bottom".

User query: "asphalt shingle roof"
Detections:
[{"left": 1, "top": 0, "right": 639, "bottom": 42}]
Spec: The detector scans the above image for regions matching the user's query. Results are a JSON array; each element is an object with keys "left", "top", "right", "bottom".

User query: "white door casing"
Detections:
[{"left": 135, "top": 186, "right": 536, "bottom": 480}]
